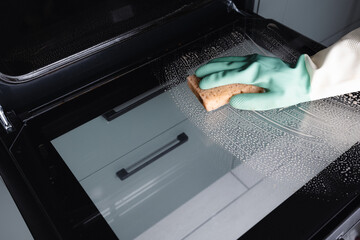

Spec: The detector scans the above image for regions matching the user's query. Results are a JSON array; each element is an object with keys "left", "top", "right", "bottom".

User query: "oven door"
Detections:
[{"left": 1, "top": 2, "right": 360, "bottom": 240}]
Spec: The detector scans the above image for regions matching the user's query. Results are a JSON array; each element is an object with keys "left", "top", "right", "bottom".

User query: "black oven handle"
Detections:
[{"left": 116, "top": 133, "right": 188, "bottom": 180}]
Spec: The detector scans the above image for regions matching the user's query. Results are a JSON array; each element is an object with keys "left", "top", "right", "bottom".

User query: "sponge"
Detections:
[{"left": 187, "top": 75, "right": 264, "bottom": 111}]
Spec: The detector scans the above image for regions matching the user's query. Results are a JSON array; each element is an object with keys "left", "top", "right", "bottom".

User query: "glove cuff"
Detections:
[{"left": 304, "top": 27, "right": 360, "bottom": 101}]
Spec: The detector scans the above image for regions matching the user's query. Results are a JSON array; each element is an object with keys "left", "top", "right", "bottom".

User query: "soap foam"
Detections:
[{"left": 156, "top": 27, "right": 360, "bottom": 198}]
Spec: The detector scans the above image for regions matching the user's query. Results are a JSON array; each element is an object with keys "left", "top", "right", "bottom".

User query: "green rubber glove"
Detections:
[{"left": 195, "top": 54, "right": 311, "bottom": 110}]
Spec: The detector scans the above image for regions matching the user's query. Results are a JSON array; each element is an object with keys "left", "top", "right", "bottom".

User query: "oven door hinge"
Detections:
[{"left": 0, "top": 105, "right": 13, "bottom": 133}]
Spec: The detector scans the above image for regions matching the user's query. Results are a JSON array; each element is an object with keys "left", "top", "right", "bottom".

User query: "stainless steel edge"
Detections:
[{"left": 0, "top": 105, "right": 13, "bottom": 132}]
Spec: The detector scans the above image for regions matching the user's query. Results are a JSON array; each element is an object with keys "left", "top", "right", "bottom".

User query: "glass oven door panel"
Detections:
[
  {"left": 51, "top": 91, "right": 187, "bottom": 181},
  {"left": 46, "top": 19, "right": 360, "bottom": 239}
]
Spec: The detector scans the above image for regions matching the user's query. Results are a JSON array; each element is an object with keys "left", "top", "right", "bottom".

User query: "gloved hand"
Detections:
[
  {"left": 195, "top": 54, "right": 310, "bottom": 110},
  {"left": 195, "top": 27, "right": 360, "bottom": 111}
]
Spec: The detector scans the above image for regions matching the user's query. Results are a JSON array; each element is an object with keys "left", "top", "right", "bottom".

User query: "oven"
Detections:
[{"left": 0, "top": 1, "right": 359, "bottom": 239}]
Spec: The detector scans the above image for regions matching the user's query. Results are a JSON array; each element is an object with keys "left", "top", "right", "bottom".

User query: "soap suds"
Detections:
[{"left": 155, "top": 26, "right": 360, "bottom": 198}]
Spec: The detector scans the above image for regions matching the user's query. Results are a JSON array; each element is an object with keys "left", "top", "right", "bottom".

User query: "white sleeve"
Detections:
[{"left": 304, "top": 27, "right": 360, "bottom": 100}]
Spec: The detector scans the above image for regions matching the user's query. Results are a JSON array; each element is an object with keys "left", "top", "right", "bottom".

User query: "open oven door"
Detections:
[{"left": 0, "top": 1, "right": 359, "bottom": 240}]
